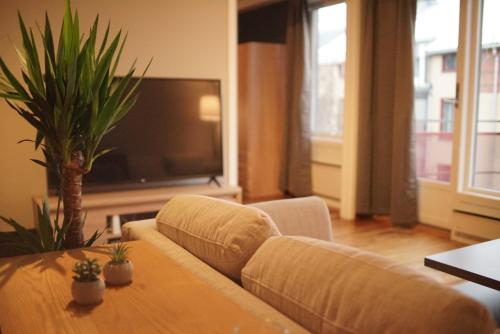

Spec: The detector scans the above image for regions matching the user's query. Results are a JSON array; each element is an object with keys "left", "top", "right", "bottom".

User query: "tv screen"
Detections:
[{"left": 48, "top": 78, "right": 223, "bottom": 193}]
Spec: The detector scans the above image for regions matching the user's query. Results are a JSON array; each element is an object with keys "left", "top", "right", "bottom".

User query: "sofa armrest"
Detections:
[
  {"left": 249, "top": 196, "right": 333, "bottom": 241},
  {"left": 121, "top": 218, "right": 156, "bottom": 241}
]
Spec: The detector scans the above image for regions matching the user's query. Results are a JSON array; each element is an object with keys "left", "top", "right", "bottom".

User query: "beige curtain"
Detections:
[
  {"left": 280, "top": 0, "right": 312, "bottom": 196},
  {"left": 356, "top": 0, "right": 418, "bottom": 226}
]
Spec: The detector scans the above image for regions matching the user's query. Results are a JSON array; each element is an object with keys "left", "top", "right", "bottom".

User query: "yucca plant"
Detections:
[
  {"left": 0, "top": 0, "right": 151, "bottom": 249},
  {"left": 107, "top": 243, "right": 130, "bottom": 264}
]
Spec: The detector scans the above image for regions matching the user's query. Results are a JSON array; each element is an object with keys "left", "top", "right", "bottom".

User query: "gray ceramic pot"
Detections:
[
  {"left": 71, "top": 279, "right": 105, "bottom": 305},
  {"left": 103, "top": 260, "right": 134, "bottom": 285}
]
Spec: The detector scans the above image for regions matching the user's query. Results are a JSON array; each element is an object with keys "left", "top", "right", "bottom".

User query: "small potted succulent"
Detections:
[
  {"left": 103, "top": 243, "right": 134, "bottom": 285},
  {"left": 71, "top": 258, "right": 105, "bottom": 305}
]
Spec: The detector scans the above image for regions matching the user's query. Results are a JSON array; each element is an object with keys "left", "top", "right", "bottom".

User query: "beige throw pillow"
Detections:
[
  {"left": 242, "top": 236, "right": 496, "bottom": 334},
  {"left": 156, "top": 195, "right": 280, "bottom": 281}
]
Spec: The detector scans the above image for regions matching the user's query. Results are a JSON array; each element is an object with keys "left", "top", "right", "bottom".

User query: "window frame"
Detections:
[
  {"left": 454, "top": 0, "right": 500, "bottom": 217},
  {"left": 461, "top": 0, "right": 500, "bottom": 198}
]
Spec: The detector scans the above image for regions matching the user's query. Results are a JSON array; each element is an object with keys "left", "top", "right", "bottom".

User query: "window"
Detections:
[
  {"left": 310, "top": 2, "right": 347, "bottom": 138},
  {"left": 414, "top": 0, "right": 460, "bottom": 183},
  {"left": 414, "top": 0, "right": 499, "bottom": 225},
  {"left": 469, "top": 0, "right": 500, "bottom": 193},
  {"left": 440, "top": 100, "right": 455, "bottom": 132},
  {"left": 442, "top": 53, "right": 457, "bottom": 72}
]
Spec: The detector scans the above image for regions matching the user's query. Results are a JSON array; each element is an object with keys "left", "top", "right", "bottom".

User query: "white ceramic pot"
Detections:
[
  {"left": 71, "top": 279, "right": 105, "bottom": 305},
  {"left": 103, "top": 260, "right": 134, "bottom": 285}
]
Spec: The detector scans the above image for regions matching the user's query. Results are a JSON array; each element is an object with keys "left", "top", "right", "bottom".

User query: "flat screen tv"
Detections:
[{"left": 48, "top": 78, "right": 223, "bottom": 193}]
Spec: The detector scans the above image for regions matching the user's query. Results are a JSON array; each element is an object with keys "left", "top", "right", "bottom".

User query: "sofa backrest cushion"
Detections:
[
  {"left": 242, "top": 236, "right": 496, "bottom": 334},
  {"left": 156, "top": 195, "right": 280, "bottom": 281},
  {"left": 250, "top": 196, "right": 333, "bottom": 241}
]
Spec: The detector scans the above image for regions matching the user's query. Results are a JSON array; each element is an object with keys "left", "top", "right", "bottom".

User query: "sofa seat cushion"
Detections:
[
  {"left": 156, "top": 195, "right": 280, "bottom": 281},
  {"left": 122, "top": 222, "right": 309, "bottom": 333},
  {"left": 242, "top": 236, "right": 496, "bottom": 334}
]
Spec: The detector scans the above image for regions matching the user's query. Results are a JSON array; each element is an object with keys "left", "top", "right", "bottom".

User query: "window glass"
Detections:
[
  {"left": 470, "top": 0, "right": 500, "bottom": 192},
  {"left": 311, "top": 3, "right": 346, "bottom": 137},
  {"left": 414, "top": 0, "right": 459, "bottom": 182},
  {"left": 441, "top": 100, "right": 455, "bottom": 132}
]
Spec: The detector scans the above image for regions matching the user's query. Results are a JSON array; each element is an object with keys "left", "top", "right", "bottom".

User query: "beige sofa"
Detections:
[{"left": 122, "top": 196, "right": 496, "bottom": 334}]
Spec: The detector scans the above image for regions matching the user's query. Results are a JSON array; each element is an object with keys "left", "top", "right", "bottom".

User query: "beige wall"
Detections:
[
  {"left": 311, "top": 139, "right": 342, "bottom": 208},
  {"left": 0, "top": 0, "right": 237, "bottom": 231}
]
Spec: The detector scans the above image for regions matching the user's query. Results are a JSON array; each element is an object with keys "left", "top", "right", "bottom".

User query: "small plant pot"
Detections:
[
  {"left": 71, "top": 279, "right": 105, "bottom": 305},
  {"left": 103, "top": 260, "right": 134, "bottom": 285}
]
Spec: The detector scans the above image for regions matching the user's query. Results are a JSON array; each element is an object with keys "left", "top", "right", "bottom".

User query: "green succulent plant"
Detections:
[
  {"left": 107, "top": 243, "right": 130, "bottom": 264},
  {"left": 73, "top": 258, "right": 101, "bottom": 282}
]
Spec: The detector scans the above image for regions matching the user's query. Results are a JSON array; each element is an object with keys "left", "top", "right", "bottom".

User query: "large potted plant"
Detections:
[{"left": 0, "top": 0, "right": 150, "bottom": 250}]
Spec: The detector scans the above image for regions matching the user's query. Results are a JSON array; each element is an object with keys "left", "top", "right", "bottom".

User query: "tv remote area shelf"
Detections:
[{"left": 33, "top": 184, "right": 242, "bottom": 245}]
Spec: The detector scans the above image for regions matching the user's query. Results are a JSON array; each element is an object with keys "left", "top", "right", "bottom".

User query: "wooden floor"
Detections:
[{"left": 330, "top": 212, "right": 465, "bottom": 286}]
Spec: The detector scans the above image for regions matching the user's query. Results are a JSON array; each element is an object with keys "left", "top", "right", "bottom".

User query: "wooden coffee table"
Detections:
[
  {"left": 424, "top": 238, "right": 500, "bottom": 291},
  {"left": 0, "top": 240, "right": 280, "bottom": 333}
]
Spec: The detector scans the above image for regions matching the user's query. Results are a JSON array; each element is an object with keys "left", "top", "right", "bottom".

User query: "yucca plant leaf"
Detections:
[
  {"left": 118, "top": 57, "right": 152, "bottom": 110},
  {"left": 17, "top": 12, "right": 44, "bottom": 92},
  {"left": 84, "top": 229, "right": 104, "bottom": 248},
  {"left": 36, "top": 201, "right": 53, "bottom": 250},
  {"left": 43, "top": 13, "right": 56, "bottom": 65},
  {"left": 0, "top": 57, "right": 30, "bottom": 99},
  {"left": 0, "top": 93, "right": 27, "bottom": 101},
  {"left": 0, "top": 216, "right": 42, "bottom": 253},
  {"left": 0, "top": 241, "right": 36, "bottom": 255},
  {"left": 55, "top": 220, "right": 71, "bottom": 250},
  {"left": 30, "top": 159, "right": 48, "bottom": 168},
  {"left": 35, "top": 131, "right": 44, "bottom": 149},
  {"left": 108, "top": 32, "right": 128, "bottom": 81},
  {"left": 97, "top": 22, "right": 111, "bottom": 60},
  {"left": 17, "top": 138, "right": 45, "bottom": 147},
  {"left": 86, "top": 147, "right": 114, "bottom": 171},
  {"left": 93, "top": 30, "right": 122, "bottom": 93}
]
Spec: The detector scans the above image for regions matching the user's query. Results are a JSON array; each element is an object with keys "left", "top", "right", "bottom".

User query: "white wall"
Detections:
[
  {"left": 0, "top": 0, "right": 237, "bottom": 230},
  {"left": 311, "top": 139, "right": 342, "bottom": 208}
]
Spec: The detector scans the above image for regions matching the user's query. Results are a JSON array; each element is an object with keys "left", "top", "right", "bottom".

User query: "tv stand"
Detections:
[
  {"left": 207, "top": 176, "right": 222, "bottom": 187},
  {"left": 33, "top": 183, "right": 241, "bottom": 245}
]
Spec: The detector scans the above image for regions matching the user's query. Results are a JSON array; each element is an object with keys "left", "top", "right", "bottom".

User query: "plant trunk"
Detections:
[{"left": 63, "top": 151, "right": 85, "bottom": 249}]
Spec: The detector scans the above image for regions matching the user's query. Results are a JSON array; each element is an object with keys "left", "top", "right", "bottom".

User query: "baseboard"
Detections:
[
  {"left": 451, "top": 230, "right": 488, "bottom": 245},
  {"left": 419, "top": 214, "right": 451, "bottom": 230},
  {"left": 451, "top": 210, "right": 500, "bottom": 243}
]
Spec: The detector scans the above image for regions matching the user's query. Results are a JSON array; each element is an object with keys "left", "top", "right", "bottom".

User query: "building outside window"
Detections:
[
  {"left": 310, "top": 2, "right": 346, "bottom": 138},
  {"left": 442, "top": 53, "right": 457, "bottom": 72},
  {"left": 414, "top": 0, "right": 500, "bottom": 192},
  {"left": 414, "top": 0, "right": 460, "bottom": 182},
  {"left": 440, "top": 99, "right": 455, "bottom": 132},
  {"left": 469, "top": 0, "right": 500, "bottom": 192}
]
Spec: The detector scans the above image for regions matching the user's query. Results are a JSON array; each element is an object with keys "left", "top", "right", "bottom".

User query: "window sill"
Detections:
[
  {"left": 418, "top": 178, "right": 452, "bottom": 190},
  {"left": 454, "top": 191, "right": 500, "bottom": 220},
  {"left": 311, "top": 135, "right": 342, "bottom": 145}
]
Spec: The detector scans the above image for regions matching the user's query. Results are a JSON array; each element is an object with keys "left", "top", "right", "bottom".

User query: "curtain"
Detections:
[
  {"left": 356, "top": 0, "right": 418, "bottom": 226},
  {"left": 280, "top": 0, "right": 312, "bottom": 196}
]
